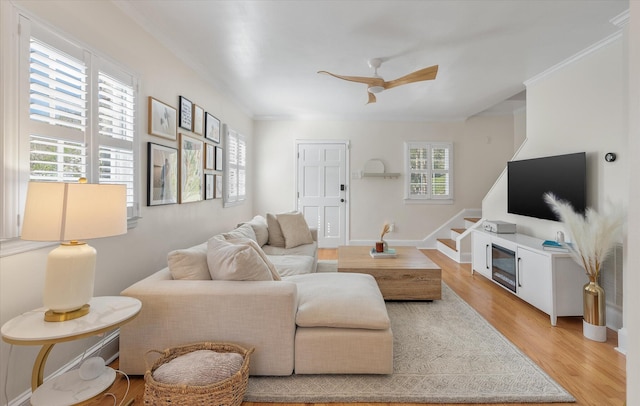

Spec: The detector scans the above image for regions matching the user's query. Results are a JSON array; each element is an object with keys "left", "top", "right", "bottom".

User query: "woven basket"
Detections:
[{"left": 144, "top": 342, "right": 254, "bottom": 406}]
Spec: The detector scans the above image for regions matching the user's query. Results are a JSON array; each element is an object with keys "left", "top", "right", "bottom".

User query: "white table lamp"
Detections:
[{"left": 21, "top": 180, "right": 127, "bottom": 322}]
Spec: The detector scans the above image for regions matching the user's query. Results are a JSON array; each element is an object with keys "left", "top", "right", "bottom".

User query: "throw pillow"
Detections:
[
  {"left": 223, "top": 223, "right": 257, "bottom": 243},
  {"left": 229, "top": 237, "right": 281, "bottom": 281},
  {"left": 207, "top": 236, "right": 274, "bottom": 281},
  {"left": 266, "top": 213, "right": 286, "bottom": 247},
  {"left": 167, "top": 243, "right": 211, "bottom": 280},
  {"left": 239, "top": 215, "right": 269, "bottom": 246},
  {"left": 277, "top": 212, "right": 313, "bottom": 249},
  {"left": 152, "top": 350, "right": 243, "bottom": 386}
]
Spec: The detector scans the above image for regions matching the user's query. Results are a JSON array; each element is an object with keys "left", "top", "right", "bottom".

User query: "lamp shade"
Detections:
[{"left": 21, "top": 182, "right": 127, "bottom": 242}]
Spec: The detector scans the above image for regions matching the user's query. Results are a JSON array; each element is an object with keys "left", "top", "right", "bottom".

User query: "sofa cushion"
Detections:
[
  {"left": 262, "top": 241, "right": 317, "bottom": 258},
  {"left": 167, "top": 243, "right": 211, "bottom": 280},
  {"left": 266, "top": 213, "right": 286, "bottom": 247},
  {"left": 287, "top": 273, "right": 390, "bottom": 330},
  {"left": 277, "top": 212, "right": 313, "bottom": 249},
  {"left": 223, "top": 223, "right": 257, "bottom": 243},
  {"left": 240, "top": 215, "right": 269, "bottom": 246},
  {"left": 269, "top": 255, "right": 316, "bottom": 277},
  {"left": 207, "top": 237, "right": 274, "bottom": 281}
]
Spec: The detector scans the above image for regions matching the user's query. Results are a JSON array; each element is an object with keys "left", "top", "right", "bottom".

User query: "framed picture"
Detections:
[
  {"left": 193, "top": 104, "right": 204, "bottom": 135},
  {"left": 179, "top": 96, "right": 193, "bottom": 130},
  {"left": 148, "top": 97, "right": 177, "bottom": 140},
  {"left": 179, "top": 133, "right": 204, "bottom": 203},
  {"left": 147, "top": 143, "right": 178, "bottom": 206},
  {"left": 205, "top": 174, "right": 214, "bottom": 200},
  {"left": 205, "top": 112, "right": 220, "bottom": 143},
  {"left": 214, "top": 174, "right": 223, "bottom": 199},
  {"left": 205, "top": 143, "right": 215, "bottom": 170},
  {"left": 215, "top": 146, "right": 223, "bottom": 171}
]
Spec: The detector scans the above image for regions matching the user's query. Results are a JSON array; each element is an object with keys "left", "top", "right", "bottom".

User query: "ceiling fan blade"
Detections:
[
  {"left": 366, "top": 92, "right": 376, "bottom": 104},
  {"left": 318, "top": 71, "right": 383, "bottom": 87},
  {"left": 383, "top": 65, "right": 438, "bottom": 90}
]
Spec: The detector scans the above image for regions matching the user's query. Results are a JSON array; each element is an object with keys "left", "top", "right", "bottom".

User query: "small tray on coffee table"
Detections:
[{"left": 369, "top": 248, "right": 397, "bottom": 258}]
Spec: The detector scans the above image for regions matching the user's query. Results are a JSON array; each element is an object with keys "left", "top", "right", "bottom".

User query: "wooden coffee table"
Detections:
[{"left": 337, "top": 246, "right": 442, "bottom": 300}]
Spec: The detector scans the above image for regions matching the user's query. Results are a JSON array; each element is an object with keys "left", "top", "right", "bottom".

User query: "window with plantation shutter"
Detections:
[
  {"left": 1, "top": 15, "right": 140, "bottom": 241},
  {"left": 223, "top": 126, "right": 246, "bottom": 207},
  {"left": 404, "top": 142, "right": 453, "bottom": 202}
]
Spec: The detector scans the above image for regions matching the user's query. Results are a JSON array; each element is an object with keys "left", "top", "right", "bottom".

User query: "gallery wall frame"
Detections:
[
  {"left": 215, "top": 146, "right": 223, "bottom": 171},
  {"left": 205, "top": 143, "right": 215, "bottom": 170},
  {"left": 193, "top": 104, "right": 204, "bottom": 135},
  {"left": 179, "top": 133, "right": 204, "bottom": 203},
  {"left": 205, "top": 174, "right": 214, "bottom": 200},
  {"left": 205, "top": 112, "right": 221, "bottom": 143},
  {"left": 179, "top": 96, "right": 193, "bottom": 130},
  {"left": 148, "top": 97, "right": 177, "bottom": 140},
  {"left": 147, "top": 142, "right": 178, "bottom": 206},
  {"left": 214, "top": 174, "right": 223, "bottom": 199}
]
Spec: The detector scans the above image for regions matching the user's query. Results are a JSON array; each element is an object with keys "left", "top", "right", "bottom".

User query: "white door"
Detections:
[{"left": 296, "top": 142, "right": 348, "bottom": 248}]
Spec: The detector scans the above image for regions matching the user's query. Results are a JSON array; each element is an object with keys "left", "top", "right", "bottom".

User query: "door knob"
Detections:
[{"left": 340, "top": 199, "right": 345, "bottom": 202}]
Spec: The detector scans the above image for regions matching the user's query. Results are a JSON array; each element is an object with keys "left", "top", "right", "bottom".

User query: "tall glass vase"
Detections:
[{"left": 583, "top": 275, "right": 606, "bottom": 342}]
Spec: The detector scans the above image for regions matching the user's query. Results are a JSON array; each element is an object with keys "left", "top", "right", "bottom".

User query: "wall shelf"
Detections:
[{"left": 361, "top": 159, "right": 400, "bottom": 179}]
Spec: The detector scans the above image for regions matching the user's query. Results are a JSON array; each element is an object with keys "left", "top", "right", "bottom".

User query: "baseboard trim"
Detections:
[
  {"left": 616, "top": 327, "right": 627, "bottom": 355},
  {"left": 8, "top": 330, "right": 121, "bottom": 406}
]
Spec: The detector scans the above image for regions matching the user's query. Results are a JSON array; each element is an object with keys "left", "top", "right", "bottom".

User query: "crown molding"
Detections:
[{"left": 524, "top": 29, "right": 624, "bottom": 87}]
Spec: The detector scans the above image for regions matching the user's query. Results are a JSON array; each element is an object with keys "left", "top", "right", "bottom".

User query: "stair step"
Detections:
[
  {"left": 464, "top": 217, "right": 481, "bottom": 223},
  {"left": 437, "top": 238, "right": 457, "bottom": 252},
  {"left": 451, "top": 228, "right": 466, "bottom": 235}
]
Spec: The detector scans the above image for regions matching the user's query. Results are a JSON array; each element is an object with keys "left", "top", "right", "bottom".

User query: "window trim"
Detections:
[
  {"left": 404, "top": 141, "right": 454, "bottom": 204},
  {"left": 1, "top": 6, "right": 139, "bottom": 254},
  {"left": 222, "top": 124, "right": 246, "bottom": 208}
]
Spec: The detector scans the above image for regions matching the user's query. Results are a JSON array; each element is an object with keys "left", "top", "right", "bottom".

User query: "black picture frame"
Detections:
[
  {"left": 147, "top": 143, "right": 178, "bottom": 206},
  {"left": 205, "top": 112, "right": 221, "bottom": 143},
  {"left": 179, "top": 96, "right": 193, "bottom": 130}
]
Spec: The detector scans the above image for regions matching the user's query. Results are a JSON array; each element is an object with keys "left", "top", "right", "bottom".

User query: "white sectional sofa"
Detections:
[{"left": 119, "top": 213, "right": 393, "bottom": 376}]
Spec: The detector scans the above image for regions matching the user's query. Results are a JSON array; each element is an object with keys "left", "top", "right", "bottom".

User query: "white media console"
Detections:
[{"left": 471, "top": 229, "right": 587, "bottom": 326}]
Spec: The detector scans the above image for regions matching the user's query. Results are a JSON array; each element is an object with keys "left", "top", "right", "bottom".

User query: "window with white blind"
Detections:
[
  {"left": 223, "top": 126, "right": 246, "bottom": 207},
  {"left": 404, "top": 142, "right": 453, "bottom": 202},
  {"left": 15, "top": 16, "right": 139, "bottom": 232}
]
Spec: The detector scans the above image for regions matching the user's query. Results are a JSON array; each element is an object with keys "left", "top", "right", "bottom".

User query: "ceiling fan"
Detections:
[{"left": 318, "top": 58, "right": 438, "bottom": 104}]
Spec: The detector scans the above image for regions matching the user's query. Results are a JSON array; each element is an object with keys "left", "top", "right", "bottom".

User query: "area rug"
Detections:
[{"left": 244, "top": 282, "right": 575, "bottom": 403}]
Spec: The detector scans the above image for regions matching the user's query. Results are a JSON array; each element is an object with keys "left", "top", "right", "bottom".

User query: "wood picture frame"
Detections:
[
  {"left": 215, "top": 146, "right": 223, "bottom": 171},
  {"left": 193, "top": 104, "right": 204, "bottom": 135},
  {"left": 205, "top": 143, "right": 215, "bottom": 170},
  {"left": 148, "top": 97, "right": 177, "bottom": 140},
  {"left": 205, "top": 174, "right": 214, "bottom": 200},
  {"left": 147, "top": 143, "right": 178, "bottom": 206},
  {"left": 214, "top": 174, "right": 223, "bottom": 199},
  {"left": 205, "top": 112, "right": 221, "bottom": 143},
  {"left": 179, "top": 96, "right": 193, "bottom": 130},
  {"left": 179, "top": 133, "right": 204, "bottom": 203}
]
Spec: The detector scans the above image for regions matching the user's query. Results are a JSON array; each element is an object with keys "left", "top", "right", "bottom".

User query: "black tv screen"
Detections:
[{"left": 507, "top": 152, "right": 586, "bottom": 221}]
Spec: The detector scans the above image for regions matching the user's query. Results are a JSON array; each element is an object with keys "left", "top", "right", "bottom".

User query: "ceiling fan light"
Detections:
[{"left": 368, "top": 85, "right": 384, "bottom": 94}]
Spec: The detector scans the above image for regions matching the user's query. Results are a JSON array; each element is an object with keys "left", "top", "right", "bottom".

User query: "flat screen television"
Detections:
[{"left": 507, "top": 152, "right": 586, "bottom": 221}]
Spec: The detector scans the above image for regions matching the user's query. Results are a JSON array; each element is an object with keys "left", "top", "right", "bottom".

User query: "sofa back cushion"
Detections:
[
  {"left": 239, "top": 215, "right": 269, "bottom": 246},
  {"left": 167, "top": 243, "right": 211, "bottom": 280},
  {"left": 266, "top": 213, "right": 286, "bottom": 247},
  {"left": 207, "top": 236, "right": 277, "bottom": 281},
  {"left": 277, "top": 212, "right": 313, "bottom": 249}
]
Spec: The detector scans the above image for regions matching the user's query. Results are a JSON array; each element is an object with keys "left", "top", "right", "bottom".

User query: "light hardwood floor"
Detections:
[{"left": 95, "top": 248, "right": 626, "bottom": 406}]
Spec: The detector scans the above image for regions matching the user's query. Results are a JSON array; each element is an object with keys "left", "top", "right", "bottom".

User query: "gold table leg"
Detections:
[{"left": 32, "top": 344, "right": 55, "bottom": 391}]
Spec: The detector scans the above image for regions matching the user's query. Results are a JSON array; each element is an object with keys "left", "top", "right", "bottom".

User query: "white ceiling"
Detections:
[{"left": 115, "top": 0, "right": 628, "bottom": 121}]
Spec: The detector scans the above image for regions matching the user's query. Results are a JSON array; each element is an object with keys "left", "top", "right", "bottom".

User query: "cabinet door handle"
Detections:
[
  {"left": 517, "top": 257, "right": 522, "bottom": 287},
  {"left": 485, "top": 244, "right": 490, "bottom": 269}
]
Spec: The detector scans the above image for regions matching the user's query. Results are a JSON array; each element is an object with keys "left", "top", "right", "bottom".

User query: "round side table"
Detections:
[{"left": 1, "top": 296, "right": 141, "bottom": 405}]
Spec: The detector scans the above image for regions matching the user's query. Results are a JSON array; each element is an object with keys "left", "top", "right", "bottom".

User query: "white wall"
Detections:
[
  {"left": 0, "top": 0, "right": 254, "bottom": 401},
  {"left": 482, "top": 37, "right": 628, "bottom": 240},
  {"left": 253, "top": 115, "right": 515, "bottom": 243}
]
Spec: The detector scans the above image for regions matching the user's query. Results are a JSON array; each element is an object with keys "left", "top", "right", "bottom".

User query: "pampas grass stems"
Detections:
[{"left": 544, "top": 193, "right": 624, "bottom": 281}]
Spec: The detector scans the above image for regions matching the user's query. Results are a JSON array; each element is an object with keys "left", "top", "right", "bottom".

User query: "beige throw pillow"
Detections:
[
  {"left": 240, "top": 215, "right": 269, "bottom": 246},
  {"left": 223, "top": 223, "right": 257, "bottom": 243},
  {"left": 229, "top": 238, "right": 281, "bottom": 281},
  {"left": 266, "top": 213, "right": 286, "bottom": 247},
  {"left": 207, "top": 236, "right": 274, "bottom": 281},
  {"left": 167, "top": 243, "right": 211, "bottom": 280},
  {"left": 277, "top": 212, "right": 313, "bottom": 248}
]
